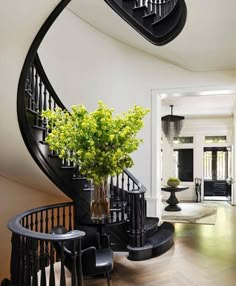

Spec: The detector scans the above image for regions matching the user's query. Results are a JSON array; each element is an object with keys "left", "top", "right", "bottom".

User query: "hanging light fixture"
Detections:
[{"left": 161, "top": 105, "right": 184, "bottom": 145}]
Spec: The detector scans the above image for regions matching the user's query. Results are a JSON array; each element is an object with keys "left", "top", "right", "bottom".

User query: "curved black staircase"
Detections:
[
  {"left": 17, "top": 52, "right": 174, "bottom": 261},
  {"left": 4, "top": 2, "right": 179, "bottom": 284},
  {"left": 104, "top": 0, "right": 187, "bottom": 45}
]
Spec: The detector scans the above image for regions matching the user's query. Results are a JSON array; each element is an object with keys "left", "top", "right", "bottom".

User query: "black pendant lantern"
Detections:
[{"left": 161, "top": 105, "right": 184, "bottom": 145}]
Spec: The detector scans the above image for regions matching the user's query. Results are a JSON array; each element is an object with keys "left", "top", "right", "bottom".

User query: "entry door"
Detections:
[{"left": 203, "top": 147, "right": 229, "bottom": 198}]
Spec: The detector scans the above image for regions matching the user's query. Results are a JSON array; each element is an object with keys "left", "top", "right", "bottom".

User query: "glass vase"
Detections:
[{"left": 90, "top": 177, "right": 110, "bottom": 221}]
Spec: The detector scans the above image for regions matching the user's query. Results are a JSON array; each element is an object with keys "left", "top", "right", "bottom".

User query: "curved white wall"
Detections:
[{"left": 39, "top": 9, "right": 236, "bottom": 214}]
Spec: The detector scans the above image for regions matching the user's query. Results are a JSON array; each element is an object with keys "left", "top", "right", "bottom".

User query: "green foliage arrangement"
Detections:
[
  {"left": 42, "top": 101, "right": 149, "bottom": 184},
  {"left": 167, "top": 177, "right": 180, "bottom": 188}
]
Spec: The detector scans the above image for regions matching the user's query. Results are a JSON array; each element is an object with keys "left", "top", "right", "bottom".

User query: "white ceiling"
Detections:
[
  {"left": 68, "top": 0, "right": 236, "bottom": 72},
  {"left": 161, "top": 92, "right": 236, "bottom": 118}
]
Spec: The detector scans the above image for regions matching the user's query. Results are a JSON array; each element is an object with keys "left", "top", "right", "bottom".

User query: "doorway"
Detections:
[{"left": 203, "top": 147, "right": 232, "bottom": 202}]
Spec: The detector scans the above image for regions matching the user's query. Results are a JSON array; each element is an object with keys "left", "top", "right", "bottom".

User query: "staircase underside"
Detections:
[{"left": 104, "top": 0, "right": 187, "bottom": 45}]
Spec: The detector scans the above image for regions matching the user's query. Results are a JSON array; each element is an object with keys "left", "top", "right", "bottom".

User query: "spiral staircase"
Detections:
[{"left": 1, "top": 0, "right": 187, "bottom": 284}]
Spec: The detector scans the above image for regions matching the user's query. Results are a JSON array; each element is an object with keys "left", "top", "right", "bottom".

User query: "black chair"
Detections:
[{"left": 51, "top": 226, "right": 113, "bottom": 286}]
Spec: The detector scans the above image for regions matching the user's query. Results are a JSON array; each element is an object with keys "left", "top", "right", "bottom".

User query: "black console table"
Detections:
[{"left": 161, "top": 186, "right": 189, "bottom": 211}]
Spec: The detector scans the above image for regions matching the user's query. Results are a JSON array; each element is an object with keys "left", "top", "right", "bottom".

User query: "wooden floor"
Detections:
[{"left": 84, "top": 202, "right": 236, "bottom": 286}]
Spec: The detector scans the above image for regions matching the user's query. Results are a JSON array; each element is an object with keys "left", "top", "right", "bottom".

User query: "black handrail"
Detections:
[
  {"left": 8, "top": 202, "right": 81, "bottom": 241},
  {"left": 124, "top": 168, "right": 146, "bottom": 193}
]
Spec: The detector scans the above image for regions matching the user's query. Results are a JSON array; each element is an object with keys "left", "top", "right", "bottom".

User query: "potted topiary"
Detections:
[
  {"left": 43, "top": 101, "right": 149, "bottom": 221},
  {"left": 167, "top": 177, "right": 180, "bottom": 188}
]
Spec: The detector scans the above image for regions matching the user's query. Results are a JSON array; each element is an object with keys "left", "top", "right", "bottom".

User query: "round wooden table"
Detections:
[{"left": 161, "top": 186, "right": 189, "bottom": 211}]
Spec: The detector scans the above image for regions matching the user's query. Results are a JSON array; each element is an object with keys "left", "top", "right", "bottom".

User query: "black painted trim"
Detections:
[
  {"left": 17, "top": 0, "right": 72, "bottom": 197},
  {"left": 104, "top": 0, "right": 187, "bottom": 46}
]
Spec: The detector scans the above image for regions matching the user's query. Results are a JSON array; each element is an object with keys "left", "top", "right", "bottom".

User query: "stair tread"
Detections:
[
  {"left": 147, "top": 222, "right": 174, "bottom": 245},
  {"left": 142, "top": 12, "right": 156, "bottom": 19},
  {"left": 133, "top": 5, "right": 146, "bottom": 11},
  {"left": 144, "top": 217, "right": 159, "bottom": 229},
  {"left": 33, "top": 125, "right": 46, "bottom": 131}
]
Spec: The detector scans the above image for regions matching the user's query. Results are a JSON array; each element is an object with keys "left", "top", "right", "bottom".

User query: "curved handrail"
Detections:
[
  {"left": 8, "top": 202, "right": 84, "bottom": 241},
  {"left": 124, "top": 168, "right": 147, "bottom": 193},
  {"left": 7, "top": 202, "right": 84, "bottom": 285}
]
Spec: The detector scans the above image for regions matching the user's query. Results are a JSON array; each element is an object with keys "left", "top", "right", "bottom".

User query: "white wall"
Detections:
[
  {"left": 161, "top": 116, "right": 233, "bottom": 201},
  {"left": 39, "top": 8, "right": 236, "bottom": 215}
]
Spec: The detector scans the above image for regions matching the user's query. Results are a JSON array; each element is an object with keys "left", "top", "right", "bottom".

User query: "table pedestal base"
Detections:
[
  {"left": 164, "top": 204, "right": 181, "bottom": 212},
  {"left": 165, "top": 191, "right": 181, "bottom": 212}
]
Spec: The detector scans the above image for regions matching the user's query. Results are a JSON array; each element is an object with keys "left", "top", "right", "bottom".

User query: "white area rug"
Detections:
[{"left": 161, "top": 202, "right": 218, "bottom": 225}]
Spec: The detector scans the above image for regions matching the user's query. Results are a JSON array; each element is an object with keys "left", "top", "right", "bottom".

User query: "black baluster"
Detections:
[
  {"left": 132, "top": 194, "right": 136, "bottom": 246},
  {"left": 110, "top": 177, "right": 114, "bottom": 205},
  {"left": 77, "top": 239, "right": 83, "bottom": 286},
  {"left": 51, "top": 208, "right": 55, "bottom": 228},
  {"left": 57, "top": 207, "right": 60, "bottom": 226},
  {"left": 45, "top": 210, "right": 50, "bottom": 266},
  {"left": 25, "top": 67, "right": 30, "bottom": 109},
  {"left": 62, "top": 207, "right": 66, "bottom": 227},
  {"left": 38, "top": 78, "right": 43, "bottom": 126},
  {"left": 152, "top": 0, "right": 156, "bottom": 14},
  {"left": 69, "top": 205, "right": 72, "bottom": 230},
  {"left": 31, "top": 66, "right": 35, "bottom": 110},
  {"left": 21, "top": 217, "right": 25, "bottom": 228},
  {"left": 42, "top": 86, "right": 48, "bottom": 142},
  {"left": 25, "top": 237, "right": 31, "bottom": 285},
  {"left": 23, "top": 236, "right": 28, "bottom": 285},
  {"left": 40, "top": 211, "right": 44, "bottom": 233},
  {"left": 48, "top": 94, "right": 52, "bottom": 110},
  {"left": 35, "top": 212, "right": 38, "bottom": 232},
  {"left": 26, "top": 215, "right": 29, "bottom": 229},
  {"left": 141, "top": 193, "right": 145, "bottom": 245},
  {"left": 121, "top": 172, "right": 124, "bottom": 201},
  {"left": 49, "top": 241, "right": 55, "bottom": 286},
  {"left": 71, "top": 240, "right": 78, "bottom": 286},
  {"left": 10, "top": 233, "right": 16, "bottom": 284},
  {"left": 19, "top": 236, "right": 24, "bottom": 285},
  {"left": 60, "top": 241, "right": 66, "bottom": 286},
  {"left": 34, "top": 72, "right": 39, "bottom": 119},
  {"left": 40, "top": 240, "right": 47, "bottom": 286},
  {"left": 135, "top": 195, "right": 141, "bottom": 247},
  {"left": 31, "top": 239, "right": 38, "bottom": 286},
  {"left": 127, "top": 177, "right": 130, "bottom": 191},
  {"left": 30, "top": 214, "right": 34, "bottom": 230},
  {"left": 147, "top": 0, "right": 151, "bottom": 13},
  {"left": 116, "top": 174, "right": 120, "bottom": 201}
]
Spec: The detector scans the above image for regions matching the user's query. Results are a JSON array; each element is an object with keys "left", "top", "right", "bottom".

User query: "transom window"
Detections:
[
  {"left": 205, "top": 136, "right": 227, "bottom": 143},
  {"left": 173, "top": 136, "right": 193, "bottom": 144}
]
